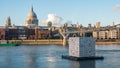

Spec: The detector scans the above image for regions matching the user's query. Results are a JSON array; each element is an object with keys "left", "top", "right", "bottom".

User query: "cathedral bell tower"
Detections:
[{"left": 5, "top": 16, "right": 11, "bottom": 27}]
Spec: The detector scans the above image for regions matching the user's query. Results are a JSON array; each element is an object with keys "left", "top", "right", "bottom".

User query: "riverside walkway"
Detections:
[{"left": 0, "top": 40, "right": 64, "bottom": 45}]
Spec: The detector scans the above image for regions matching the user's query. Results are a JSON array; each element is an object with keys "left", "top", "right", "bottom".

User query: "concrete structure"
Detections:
[
  {"left": 62, "top": 37, "right": 103, "bottom": 60},
  {"left": 59, "top": 26, "right": 80, "bottom": 45},
  {"left": 69, "top": 37, "right": 95, "bottom": 57},
  {"left": 59, "top": 29, "right": 70, "bottom": 46}
]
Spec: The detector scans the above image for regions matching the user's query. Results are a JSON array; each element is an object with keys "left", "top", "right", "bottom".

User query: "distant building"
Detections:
[
  {"left": 88, "top": 23, "right": 92, "bottom": 28},
  {"left": 93, "top": 28, "right": 118, "bottom": 40},
  {"left": 1, "top": 6, "right": 120, "bottom": 41},
  {"left": 108, "top": 29, "right": 118, "bottom": 39},
  {"left": 26, "top": 6, "right": 38, "bottom": 28},
  {"left": 35, "top": 28, "right": 50, "bottom": 39},
  {"left": 17, "top": 26, "right": 28, "bottom": 40},
  {"left": 0, "top": 27, "right": 6, "bottom": 40},
  {"left": 95, "top": 22, "right": 100, "bottom": 28},
  {"left": 113, "top": 22, "right": 115, "bottom": 26},
  {"left": 0, "top": 6, "right": 53, "bottom": 40},
  {"left": 5, "top": 16, "right": 11, "bottom": 27},
  {"left": 6, "top": 28, "right": 18, "bottom": 40},
  {"left": 47, "top": 21, "right": 52, "bottom": 27},
  {"left": 93, "top": 30, "right": 108, "bottom": 40}
]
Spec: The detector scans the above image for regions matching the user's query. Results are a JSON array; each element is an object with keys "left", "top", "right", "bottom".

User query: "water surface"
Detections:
[{"left": 0, "top": 45, "right": 120, "bottom": 68}]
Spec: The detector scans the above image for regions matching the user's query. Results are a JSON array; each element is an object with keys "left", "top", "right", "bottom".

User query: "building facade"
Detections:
[
  {"left": 0, "top": 27, "right": 6, "bottom": 40},
  {"left": 93, "top": 28, "right": 119, "bottom": 40}
]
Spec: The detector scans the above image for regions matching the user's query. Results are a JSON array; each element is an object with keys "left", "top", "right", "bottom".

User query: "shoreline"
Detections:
[
  {"left": 96, "top": 42, "right": 120, "bottom": 45},
  {"left": 0, "top": 40, "right": 64, "bottom": 45},
  {"left": 1, "top": 40, "right": 120, "bottom": 45}
]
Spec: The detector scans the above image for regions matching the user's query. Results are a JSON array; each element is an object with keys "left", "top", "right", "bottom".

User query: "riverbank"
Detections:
[
  {"left": 0, "top": 40, "right": 120, "bottom": 45},
  {"left": 96, "top": 42, "right": 120, "bottom": 45},
  {"left": 0, "top": 40, "right": 64, "bottom": 45}
]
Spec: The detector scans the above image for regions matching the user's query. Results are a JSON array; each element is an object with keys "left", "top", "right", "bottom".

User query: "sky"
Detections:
[{"left": 0, "top": 0, "right": 120, "bottom": 27}]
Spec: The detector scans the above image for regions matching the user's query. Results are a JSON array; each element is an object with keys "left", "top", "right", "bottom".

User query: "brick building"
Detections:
[
  {"left": 0, "top": 27, "right": 6, "bottom": 40},
  {"left": 35, "top": 28, "right": 50, "bottom": 39}
]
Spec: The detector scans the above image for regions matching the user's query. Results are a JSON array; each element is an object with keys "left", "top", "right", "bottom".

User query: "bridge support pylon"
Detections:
[{"left": 63, "top": 37, "right": 67, "bottom": 46}]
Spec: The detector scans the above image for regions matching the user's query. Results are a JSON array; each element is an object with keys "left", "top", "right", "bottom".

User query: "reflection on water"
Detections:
[
  {"left": 0, "top": 52, "right": 38, "bottom": 68},
  {"left": 0, "top": 45, "right": 119, "bottom": 68},
  {"left": 70, "top": 60, "right": 95, "bottom": 68}
]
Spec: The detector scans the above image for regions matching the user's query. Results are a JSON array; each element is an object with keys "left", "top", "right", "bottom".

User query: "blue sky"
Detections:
[{"left": 0, "top": 0, "right": 120, "bottom": 26}]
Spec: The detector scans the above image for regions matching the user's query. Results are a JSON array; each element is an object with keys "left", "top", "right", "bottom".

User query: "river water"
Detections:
[{"left": 0, "top": 45, "right": 120, "bottom": 68}]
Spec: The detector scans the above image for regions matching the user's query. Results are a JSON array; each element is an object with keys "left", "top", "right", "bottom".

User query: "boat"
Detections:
[
  {"left": 0, "top": 40, "right": 19, "bottom": 46},
  {"left": 0, "top": 43, "right": 18, "bottom": 46}
]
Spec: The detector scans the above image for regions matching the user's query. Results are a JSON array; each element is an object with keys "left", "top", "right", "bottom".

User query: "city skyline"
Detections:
[{"left": 0, "top": 0, "right": 120, "bottom": 26}]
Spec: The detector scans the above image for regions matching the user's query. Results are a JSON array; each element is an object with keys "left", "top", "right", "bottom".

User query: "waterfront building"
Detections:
[
  {"left": 93, "top": 30, "right": 109, "bottom": 40},
  {"left": 93, "top": 27, "right": 119, "bottom": 40},
  {"left": 0, "top": 26, "right": 51, "bottom": 40},
  {"left": 17, "top": 26, "right": 28, "bottom": 40},
  {"left": 108, "top": 29, "right": 118, "bottom": 39},
  {"left": 5, "top": 28, "right": 18, "bottom": 40},
  {"left": 93, "top": 31, "right": 98, "bottom": 39},
  {"left": 0, "top": 27, "right": 6, "bottom": 40},
  {"left": 35, "top": 28, "right": 50, "bottom": 39}
]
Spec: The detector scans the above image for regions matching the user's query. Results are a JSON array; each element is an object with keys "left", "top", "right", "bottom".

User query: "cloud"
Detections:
[
  {"left": 113, "top": 4, "right": 120, "bottom": 11},
  {"left": 46, "top": 14, "right": 62, "bottom": 25},
  {"left": 40, "top": 20, "right": 46, "bottom": 26}
]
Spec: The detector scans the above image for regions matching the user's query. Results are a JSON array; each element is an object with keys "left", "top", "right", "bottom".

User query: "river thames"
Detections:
[{"left": 0, "top": 45, "right": 120, "bottom": 68}]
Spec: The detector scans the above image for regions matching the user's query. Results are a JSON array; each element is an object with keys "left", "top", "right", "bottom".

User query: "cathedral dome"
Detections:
[
  {"left": 26, "top": 6, "right": 38, "bottom": 27},
  {"left": 26, "top": 6, "right": 37, "bottom": 20},
  {"left": 47, "top": 21, "right": 52, "bottom": 27}
]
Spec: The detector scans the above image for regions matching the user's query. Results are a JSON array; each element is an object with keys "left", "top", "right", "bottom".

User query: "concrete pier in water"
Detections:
[{"left": 62, "top": 37, "right": 104, "bottom": 60}]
